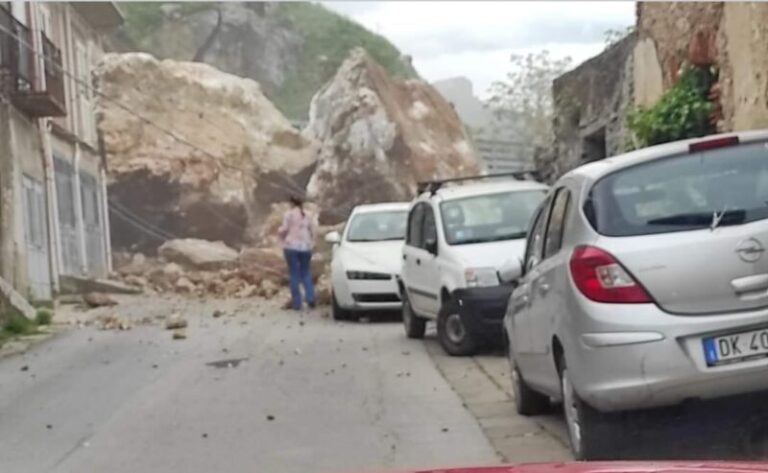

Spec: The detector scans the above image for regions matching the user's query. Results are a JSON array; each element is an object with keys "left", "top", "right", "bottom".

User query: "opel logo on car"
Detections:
[{"left": 735, "top": 238, "right": 766, "bottom": 263}]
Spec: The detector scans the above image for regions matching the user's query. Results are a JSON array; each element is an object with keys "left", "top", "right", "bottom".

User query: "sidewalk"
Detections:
[{"left": 425, "top": 338, "right": 572, "bottom": 463}]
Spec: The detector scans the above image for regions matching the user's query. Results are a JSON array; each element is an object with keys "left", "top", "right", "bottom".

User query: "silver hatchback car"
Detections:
[{"left": 503, "top": 130, "right": 768, "bottom": 460}]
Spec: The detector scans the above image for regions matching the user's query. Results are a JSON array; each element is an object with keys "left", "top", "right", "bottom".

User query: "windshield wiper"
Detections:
[
  {"left": 452, "top": 232, "right": 527, "bottom": 245},
  {"left": 647, "top": 209, "right": 746, "bottom": 227}
]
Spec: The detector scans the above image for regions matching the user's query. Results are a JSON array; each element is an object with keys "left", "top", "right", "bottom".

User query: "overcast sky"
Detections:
[{"left": 323, "top": 1, "right": 635, "bottom": 99}]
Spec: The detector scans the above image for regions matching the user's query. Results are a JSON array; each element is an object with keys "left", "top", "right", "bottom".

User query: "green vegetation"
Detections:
[
  {"left": 4, "top": 314, "right": 37, "bottom": 335},
  {"left": 117, "top": 2, "right": 417, "bottom": 120},
  {"left": 627, "top": 65, "right": 716, "bottom": 149},
  {"left": 0, "top": 310, "right": 52, "bottom": 348},
  {"left": 273, "top": 2, "right": 416, "bottom": 119},
  {"left": 35, "top": 309, "right": 52, "bottom": 326}
]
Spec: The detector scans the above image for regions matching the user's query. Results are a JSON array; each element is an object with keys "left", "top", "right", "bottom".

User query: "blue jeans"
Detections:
[{"left": 284, "top": 249, "right": 315, "bottom": 310}]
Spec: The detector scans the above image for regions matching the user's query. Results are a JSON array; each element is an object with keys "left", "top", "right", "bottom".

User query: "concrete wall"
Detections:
[{"left": 548, "top": 33, "right": 636, "bottom": 181}]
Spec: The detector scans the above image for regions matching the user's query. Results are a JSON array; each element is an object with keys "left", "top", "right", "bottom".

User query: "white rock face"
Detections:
[
  {"left": 96, "top": 53, "right": 317, "bottom": 249},
  {"left": 304, "top": 48, "right": 480, "bottom": 224}
]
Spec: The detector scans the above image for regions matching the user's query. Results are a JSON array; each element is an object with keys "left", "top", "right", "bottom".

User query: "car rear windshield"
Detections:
[
  {"left": 585, "top": 141, "right": 768, "bottom": 236},
  {"left": 440, "top": 190, "right": 546, "bottom": 245},
  {"left": 346, "top": 210, "right": 408, "bottom": 242}
]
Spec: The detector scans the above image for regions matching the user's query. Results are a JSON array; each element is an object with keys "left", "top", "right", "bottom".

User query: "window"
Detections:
[
  {"left": 587, "top": 141, "right": 768, "bottom": 237},
  {"left": 80, "top": 172, "right": 100, "bottom": 227},
  {"left": 54, "top": 157, "right": 76, "bottom": 227},
  {"left": 406, "top": 203, "right": 425, "bottom": 248},
  {"left": 524, "top": 198, "right": 551, "bottom": 272},
  {"left": 543, "top": 188, "right": 571, "bottom": 259},
  {"left": 345, "top": 210, "right": 407, "bottom": 242},
  {"left": 439, "top": 190, "right": 546, "bottom": 245},
  {"left": 422, "top": 206, "right": 437, "bottom": 247},
  {"left": 582, "top": 127, "right": 607, "bottom": 162}
]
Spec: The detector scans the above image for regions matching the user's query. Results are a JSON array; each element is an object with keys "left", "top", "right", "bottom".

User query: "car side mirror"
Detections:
[
  {"left": 325, "top": 231, "right": 341, "bottom": 244},
  {"left": 424, "top": 237, "right": 438, "bottom": 255},
  {"left": 499, "top": 258, "right": 523, "bottom": 283}
]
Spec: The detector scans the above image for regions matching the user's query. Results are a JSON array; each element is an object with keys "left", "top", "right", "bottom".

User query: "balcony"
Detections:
[{"left": 0, "top": 6, "right": 66, "bottom": 117}]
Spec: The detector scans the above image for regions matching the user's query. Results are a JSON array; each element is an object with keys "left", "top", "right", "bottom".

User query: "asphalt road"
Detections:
[{"left": 0, "top": 297, "right": 499, "bottom": 473}]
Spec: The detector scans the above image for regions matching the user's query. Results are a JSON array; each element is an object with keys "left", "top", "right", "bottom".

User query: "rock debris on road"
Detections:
[{"left": 0, "top": 295, "right": 500, "bottom": 473}]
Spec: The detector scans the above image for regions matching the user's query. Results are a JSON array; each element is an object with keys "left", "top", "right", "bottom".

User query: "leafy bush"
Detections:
[
  {"left": 627, "top": 65, "right": 716, "bottom": 149},
  {"left": 35, "top": 309, "right": 52, "bottom": 326},
  {"left": 4, "top": 315, "right": 36, "bottom": 335}
]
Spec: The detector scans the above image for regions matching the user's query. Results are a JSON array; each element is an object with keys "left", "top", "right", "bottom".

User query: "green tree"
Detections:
[{"left": 485, "top": 50, "right": 572, "bottom": 150}]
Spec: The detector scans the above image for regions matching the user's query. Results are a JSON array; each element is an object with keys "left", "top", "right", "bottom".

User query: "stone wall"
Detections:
[
  {"left": 547, "top": 1, "right": 768, "bottom": 183},
  {"left": 636, "top": 2, "right": 723, "bottom": 87},
  {"left": 720, "top": 3, "right": 768, "bottom": 131},
  {"left": 548, "top": 33, "right": 636, "bottom": 181},
  {"left": 635, "top": 2, "right": 768, "bottom": 132}
]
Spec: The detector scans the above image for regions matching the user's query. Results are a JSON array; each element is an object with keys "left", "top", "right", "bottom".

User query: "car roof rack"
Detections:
[{"left": 416, "top": 170, "right": 541, "bottom": 196}]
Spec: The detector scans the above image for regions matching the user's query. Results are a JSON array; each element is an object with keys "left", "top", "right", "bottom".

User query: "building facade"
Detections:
[{"left": 0, "top": 1, "right": 121, "bottom": 301}]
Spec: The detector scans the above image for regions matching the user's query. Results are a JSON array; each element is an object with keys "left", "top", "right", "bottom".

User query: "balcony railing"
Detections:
[{"left": 0, "top": 5, "right": 66, "bottom": 117}]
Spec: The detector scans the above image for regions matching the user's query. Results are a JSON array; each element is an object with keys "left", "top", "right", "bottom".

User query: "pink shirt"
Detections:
[{"left": 278, "top": 208, "right": 315, "bottom": 251}]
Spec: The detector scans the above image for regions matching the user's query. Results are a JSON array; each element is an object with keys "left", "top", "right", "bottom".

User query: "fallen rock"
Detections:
[
  {"left": 259, "top": 279, "right": 279, "bottom": 298},
  {"left": 83, "top": 292, "right": 118, "bottom": 308},
  {"left": 174, "top": 276, "right": 196, "bottom": 293},
  {"left": 165, "top": 314, "right": 188, "bottom": 330},
  {"left": 172, "top": 329, "right": 187, "bottom": 340},
  {"left": 97, "top": 53, "right": 317, "bottom": 252},
  {"left": 159, "top": 239, "right": 238, "bottom": 271},
  {"left": 239, "top": 247, "right": 287, "bottom": 285},
  {"left": 305, "top": 48, "right": 480, "bottom": 224}
]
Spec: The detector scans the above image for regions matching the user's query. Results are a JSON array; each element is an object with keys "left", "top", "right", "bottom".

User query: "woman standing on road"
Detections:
[{"left": 278, "top": 196, "right": 316, "bottom": 310}]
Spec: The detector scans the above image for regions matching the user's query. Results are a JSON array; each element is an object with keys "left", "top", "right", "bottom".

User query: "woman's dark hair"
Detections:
[{"left": 290, "top": 195, "right": 305, "bottom": 216}]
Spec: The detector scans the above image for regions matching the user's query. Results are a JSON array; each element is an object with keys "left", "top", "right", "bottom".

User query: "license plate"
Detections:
[{"left": 703, "top": 328, "right": 768, "bottom": 366}]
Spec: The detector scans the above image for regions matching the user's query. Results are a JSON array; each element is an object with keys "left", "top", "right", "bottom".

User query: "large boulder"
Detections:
[
  {"left": 96, "top": 53, "right": 317, "bottom": 252},
  {"left": 159, "top": 239, "right": 238, "bottom": 271},
  {"left": 305, "top": 48, "right": 480, "bottom": 224}
]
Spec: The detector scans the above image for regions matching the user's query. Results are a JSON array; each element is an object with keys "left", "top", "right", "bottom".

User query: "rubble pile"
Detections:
[{"left": 114, "top": 238, "right": 330, "bottom": 300}]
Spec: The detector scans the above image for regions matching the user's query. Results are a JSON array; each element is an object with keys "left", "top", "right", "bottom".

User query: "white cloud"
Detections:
[{"left": 323, "top": 1, "right": 635, "bottom": 98}]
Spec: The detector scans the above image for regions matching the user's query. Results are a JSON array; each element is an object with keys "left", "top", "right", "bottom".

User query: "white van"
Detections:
[{"left": 398, "top": 175, "right": 548, "bottom": 355}]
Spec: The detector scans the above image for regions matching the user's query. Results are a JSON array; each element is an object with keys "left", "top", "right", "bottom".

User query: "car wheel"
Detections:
[
  {"left": 509, "top": 355, "right": 550, "bottom": 416},
  {"left": 402, "top": 296, "right": 426, "bottom": 339},
  {"left": 437, "top": 297, "right": 476, "bottom": 356},
  {"left": 559, "top": 357, "right": 616, "bottom": 460},
  {"left": 332, "top": 293, "right": 350, "bottom": 321}
]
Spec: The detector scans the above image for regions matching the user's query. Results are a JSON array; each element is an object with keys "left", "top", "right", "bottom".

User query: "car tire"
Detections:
[
  {"left": 559, "top": 356, "right": 617, "bottom": 460},
  {"left": 402, "top": 295, "right": 426, "bottom": 339},
  {"left": 509, "top": 355, "right": 550, "bottom": 416},
  {"left": 332, "top": 293, "right": 351, "bottom": 321},
  {"left": 437, "top": 297, "right": 476, "bottom": 356}
]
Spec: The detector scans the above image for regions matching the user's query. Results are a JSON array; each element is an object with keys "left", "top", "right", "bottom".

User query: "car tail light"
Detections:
[
  {"left": 688, "top": 135, "right": 739, "bottom": 152},
  {"left": 569, "top": 245, "right": 651, "bottom": 303}
]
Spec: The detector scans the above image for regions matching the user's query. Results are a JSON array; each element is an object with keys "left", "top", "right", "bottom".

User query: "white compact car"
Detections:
[
  {"left": 399, "top": 174, "right": 548, "bottom": 355},
  {"left": 326, "top": 203, "right": 410, "bottom": 321}
]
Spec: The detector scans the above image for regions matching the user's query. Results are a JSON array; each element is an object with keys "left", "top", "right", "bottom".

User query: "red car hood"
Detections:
[{"left": 375, "top": 462, "right": 768, "bottom": 473}]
